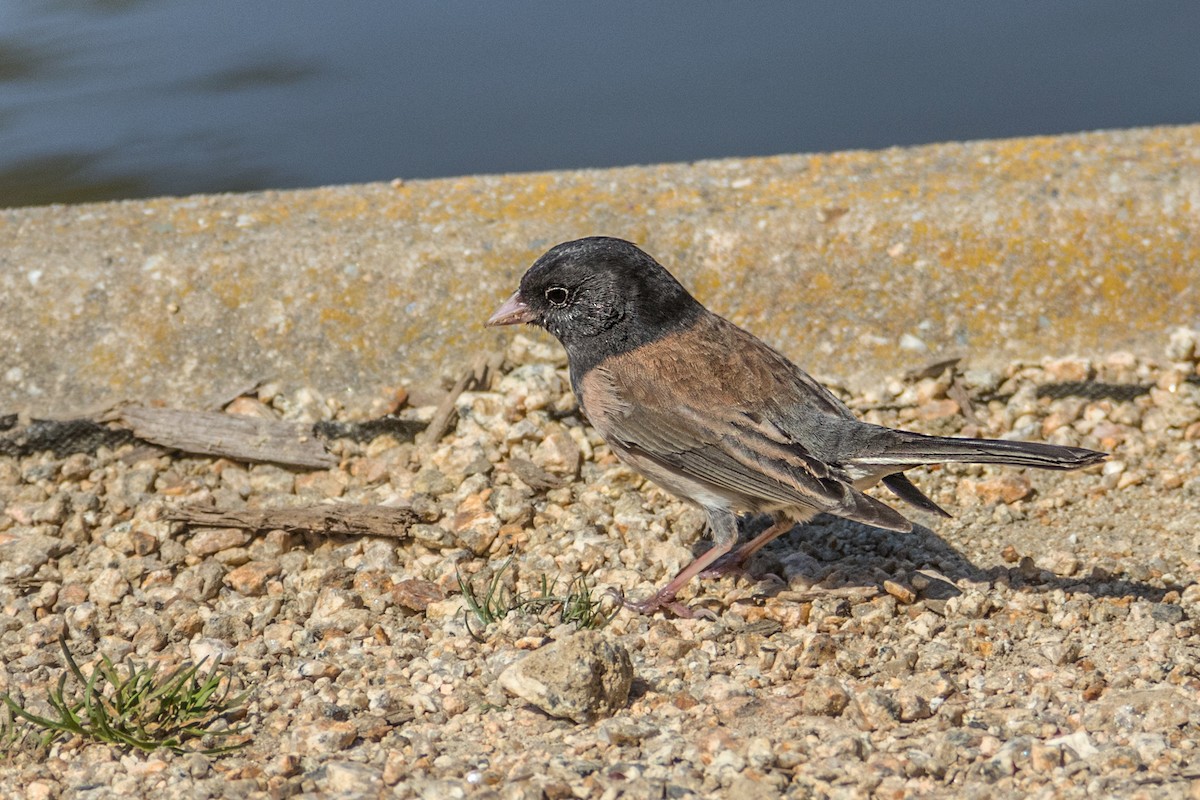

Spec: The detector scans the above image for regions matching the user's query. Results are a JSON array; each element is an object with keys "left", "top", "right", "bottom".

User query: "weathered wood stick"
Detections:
[
  {"left": 166, "top": 504, "right": 419, "bottom": 538},
  {"left": 108, "top": 405, "right": 337, "bottom": 469}
]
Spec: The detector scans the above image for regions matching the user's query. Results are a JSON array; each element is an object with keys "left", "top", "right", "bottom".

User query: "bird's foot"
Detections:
[
  {"left": 607, "top": 587, "right": 717, "bottom": 620},
  {"left": 697, "top": 554, "right": 752, "bottom": 581}
]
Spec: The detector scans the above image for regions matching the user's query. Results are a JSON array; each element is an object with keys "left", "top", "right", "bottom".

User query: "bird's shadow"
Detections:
[{"left": 695, "top": 513, "right": 1179, "bottom": 606}]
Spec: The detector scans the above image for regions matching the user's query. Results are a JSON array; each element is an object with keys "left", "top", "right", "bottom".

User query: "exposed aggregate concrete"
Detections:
[{"left": 2, "top": 328, "right": 1199, "bottom": 799}]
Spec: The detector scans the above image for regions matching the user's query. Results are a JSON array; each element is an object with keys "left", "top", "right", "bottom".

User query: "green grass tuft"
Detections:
[
  {"left": 1, "top": 636, "right": 249, "bottom": 758},
  {"left": 457, "top": 558, "right": 617, "bottom": 640}
]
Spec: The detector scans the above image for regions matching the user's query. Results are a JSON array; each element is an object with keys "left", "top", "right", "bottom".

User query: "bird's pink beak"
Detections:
[{"left": 487, "top": 291, "right": 535, "bottom": 326}]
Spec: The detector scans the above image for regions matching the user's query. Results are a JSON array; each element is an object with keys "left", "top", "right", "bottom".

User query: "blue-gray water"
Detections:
[{"left": 2, "top": 2, "right": 1198, "bottom": 208}]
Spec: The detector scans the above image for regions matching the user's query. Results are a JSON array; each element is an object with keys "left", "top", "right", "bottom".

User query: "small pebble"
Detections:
[
  {"left": 883, "top": 579, "right": 917, "bottom": 604},
  {"left": 801, "top": 676, "right": 850, "bottom": 717},
  {"left": 223, "top": 560, "right": 282, "bottom": 595},
  {"left": 498, "top": 631, "right": 633, "bottom": 722}
]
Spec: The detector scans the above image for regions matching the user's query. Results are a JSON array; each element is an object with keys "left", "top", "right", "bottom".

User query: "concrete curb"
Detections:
[{"left": 2, "top": 125, "right": 1197, "bottom": 417}]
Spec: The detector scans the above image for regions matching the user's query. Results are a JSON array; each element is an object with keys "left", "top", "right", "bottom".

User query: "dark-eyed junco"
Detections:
[{"left": 488, "top": 236, "right": 1106, "bottom": 616}]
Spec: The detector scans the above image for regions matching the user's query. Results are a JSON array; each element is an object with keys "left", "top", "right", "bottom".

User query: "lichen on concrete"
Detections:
[{"left": 1, "top": 125, "right": 1197, "bottom": 417}]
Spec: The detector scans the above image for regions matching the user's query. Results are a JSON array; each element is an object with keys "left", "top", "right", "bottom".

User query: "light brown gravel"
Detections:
[{"left": 1, "top": 330, "right": 1199, "bottom": 799}]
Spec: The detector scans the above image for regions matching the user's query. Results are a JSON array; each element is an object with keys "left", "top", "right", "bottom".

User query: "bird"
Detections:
[{"left": 487, "top": 236, "right": 1107, "bottom": 616}]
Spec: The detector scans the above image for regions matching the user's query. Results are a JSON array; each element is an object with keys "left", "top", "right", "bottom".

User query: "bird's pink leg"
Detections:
[
  {"left": 622, "top": 508, "right": 738, "bottom": 618},
  {"left": 699, "top": 516, "right": 796, "bottom": 578}
]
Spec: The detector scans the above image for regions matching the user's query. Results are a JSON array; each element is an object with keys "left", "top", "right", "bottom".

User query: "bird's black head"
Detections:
[{"left": 488, "top": 237, "right": 704, "bottom": 369}]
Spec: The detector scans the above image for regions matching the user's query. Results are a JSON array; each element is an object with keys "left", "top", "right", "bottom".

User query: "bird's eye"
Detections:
[{"left": 545, "top": 286, "right": 569, "bottom": 307}]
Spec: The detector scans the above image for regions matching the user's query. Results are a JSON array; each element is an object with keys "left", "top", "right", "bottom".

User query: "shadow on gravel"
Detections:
[{"left": 704, "top": 513, "right": 1177, "bottom": 607}]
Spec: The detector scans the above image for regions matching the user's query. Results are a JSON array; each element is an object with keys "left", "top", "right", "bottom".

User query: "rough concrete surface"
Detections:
[{"left": 2, "top": 125, "right": 1198, "bottom": 418}]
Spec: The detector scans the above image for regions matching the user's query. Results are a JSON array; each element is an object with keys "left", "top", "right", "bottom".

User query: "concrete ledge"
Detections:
[{"left": 2, "top": 125, "right": 1197, "bottom": 417}]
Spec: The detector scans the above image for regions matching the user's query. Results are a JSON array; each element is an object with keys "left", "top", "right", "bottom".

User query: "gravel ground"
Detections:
[{"left": 2, "top": 328, "right": 1199, "bottom": 800}]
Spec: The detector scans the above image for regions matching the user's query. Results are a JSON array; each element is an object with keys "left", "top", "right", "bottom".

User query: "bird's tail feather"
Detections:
[
  {"left": 882, "top": 473, "right": 951, "bottom": 517},
  {"left": 855, "top": 431, "right": 1107, "bottom": 472}
]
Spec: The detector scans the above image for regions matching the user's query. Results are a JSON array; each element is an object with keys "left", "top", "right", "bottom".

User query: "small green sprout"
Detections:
[{"left": 456, "top": 558, "right": 617, "bottom": 640}]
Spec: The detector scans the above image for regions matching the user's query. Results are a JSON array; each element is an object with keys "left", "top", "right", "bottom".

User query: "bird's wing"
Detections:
[{"left": 579, "top": 333, "right": 912, "bottom": 534}]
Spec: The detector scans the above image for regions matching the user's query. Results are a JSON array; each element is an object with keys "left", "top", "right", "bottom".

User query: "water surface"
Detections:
[{"left": 1, "top": 2, "right": 1197, "bottom": 207}]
